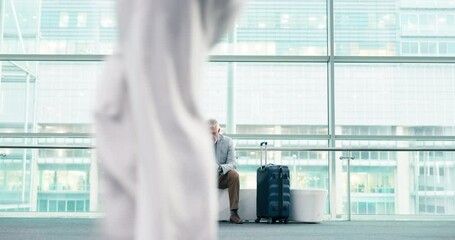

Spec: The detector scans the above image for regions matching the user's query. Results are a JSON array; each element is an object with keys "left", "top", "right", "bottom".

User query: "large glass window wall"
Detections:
[{"left": 1, "top": 0, "right": 455, "bottom": 220}]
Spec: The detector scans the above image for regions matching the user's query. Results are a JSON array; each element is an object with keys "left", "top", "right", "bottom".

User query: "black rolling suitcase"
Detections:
[{"left": 255, "top": 141, "right": 291, "bottom": 224}]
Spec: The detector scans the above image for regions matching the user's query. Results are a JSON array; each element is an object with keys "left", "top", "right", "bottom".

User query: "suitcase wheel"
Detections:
[{"left": 255, "top": 218, "right": 260, "bottom": 223}]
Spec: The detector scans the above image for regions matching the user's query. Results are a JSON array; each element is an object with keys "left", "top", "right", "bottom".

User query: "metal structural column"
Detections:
[
  {"left": 29, "top": 1, "right": 42, "bottom": 211},
  {"left": 326, "top": 0, "right": 337, "bottom": 220},
  {"left": 0, "top": 0, "right": 5, "bottom": 117},
  {"left": 340, "top": 153, "right": 354, "bottom": 221},
  {"left": 89, "top": 149, "right": 99, "bottom": 211},
  {"left": 226, "top": 28, "right": 237, "bottom": 134}
]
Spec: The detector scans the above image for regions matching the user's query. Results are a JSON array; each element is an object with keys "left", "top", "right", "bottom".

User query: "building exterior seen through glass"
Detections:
[{"left": 0, "top": 0, "right": 454, "bottom": 217}]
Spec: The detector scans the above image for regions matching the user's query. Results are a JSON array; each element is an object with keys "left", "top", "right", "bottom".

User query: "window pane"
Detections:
[
  {"left": 338, "top": 141, "right": 455, "bottom": 215},
  {"left": 236, "top": 63, "right": 327, "bottom": 128},
  {"left": 1, "top": 0, "right": 116, "bottom": 54},
  {"left": 212, "top": 0, "right": 327, "bottom": 55},
  {"left": 0, "top": 61, "right": 101, "bottom": 134},
  {"left": 202, "top": 63, "right": 328, "bottom": 133},
  {"left": 200, "top": 64, "right": 228, "bottom": 123},
  {"left": 0, "top": 148, "right": 93, "bottom": 212},
  {"left": 335, "top": 64, "right": 455, "bottom": 136},
  {"left": 335, "top": 0, "right": 455, "bottom": 56}
]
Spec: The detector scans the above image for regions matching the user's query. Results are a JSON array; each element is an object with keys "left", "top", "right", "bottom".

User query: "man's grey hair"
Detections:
[{"left": 208, "top": 119, "right": 219, "bottom": 129}]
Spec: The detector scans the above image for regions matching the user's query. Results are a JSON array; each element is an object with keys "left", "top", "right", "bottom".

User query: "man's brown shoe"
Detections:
[{"left": 229, "top": 213, "right": 243, "bottom": 224}]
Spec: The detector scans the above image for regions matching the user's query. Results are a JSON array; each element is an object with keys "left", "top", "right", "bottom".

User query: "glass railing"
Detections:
[
  {"left": 234, "top": 142, "right": 455, "bottom": 220},
  {"left": 1, "top": 135, "right": 454, "bottom": 221},
  {"left": 0, "top": 134, "right": 94, "bottom": 216}
]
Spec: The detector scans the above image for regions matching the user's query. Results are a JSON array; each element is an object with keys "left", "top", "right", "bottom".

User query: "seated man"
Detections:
[{"left": 208, "top": 119, "right": 242, "bottom": 224}]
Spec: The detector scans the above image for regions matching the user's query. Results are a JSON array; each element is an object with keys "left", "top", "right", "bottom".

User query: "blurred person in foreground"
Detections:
[{"left": 94, "top": 0, "right": 244, "bottom": 239}]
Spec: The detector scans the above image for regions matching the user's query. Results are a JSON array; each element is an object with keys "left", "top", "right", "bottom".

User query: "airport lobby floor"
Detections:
[{"left": 0, "top": 218, "right": 454, "bottom": 240}]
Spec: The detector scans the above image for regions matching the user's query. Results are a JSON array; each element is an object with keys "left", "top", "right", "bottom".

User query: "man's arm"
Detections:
[{"left": 219, "top": 139, "right": 236, "bottom": 174}]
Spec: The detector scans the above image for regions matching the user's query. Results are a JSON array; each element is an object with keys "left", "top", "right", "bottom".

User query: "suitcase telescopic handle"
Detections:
[{"left": 260, "top": 141, "right": 268, "bottom": 166}]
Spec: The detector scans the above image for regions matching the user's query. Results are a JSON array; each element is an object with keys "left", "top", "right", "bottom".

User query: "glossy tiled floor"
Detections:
[{"left": 0, "top": 218, "right": 454, "bottom": 240}]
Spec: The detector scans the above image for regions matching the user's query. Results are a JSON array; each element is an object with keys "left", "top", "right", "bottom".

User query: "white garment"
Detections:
[{"left": 94, "top": 0, "right": 243, "bottom": 239}]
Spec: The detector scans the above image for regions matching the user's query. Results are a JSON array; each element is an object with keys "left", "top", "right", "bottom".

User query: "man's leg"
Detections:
[{"left": 218, "top": 170, "right": 242, "bottom": 224}]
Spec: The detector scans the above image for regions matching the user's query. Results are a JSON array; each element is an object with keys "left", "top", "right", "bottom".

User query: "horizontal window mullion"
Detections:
[
  {"left": 1, "top": 54, "right": 455, "bottom": 64},
  {"left": 334, "top": 56, "right": 455, "bottom": 63}
]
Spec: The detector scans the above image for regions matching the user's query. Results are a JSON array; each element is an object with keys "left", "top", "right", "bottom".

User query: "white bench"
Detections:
[
  {"left": 218, "top": 189, "right": 328, "bottom": 222},
  {"left": 289, "top": 189, "right": 328, "bottom": 223},
  {"left": 218, "top": 189, "right": 256, "bottom": 221}
]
